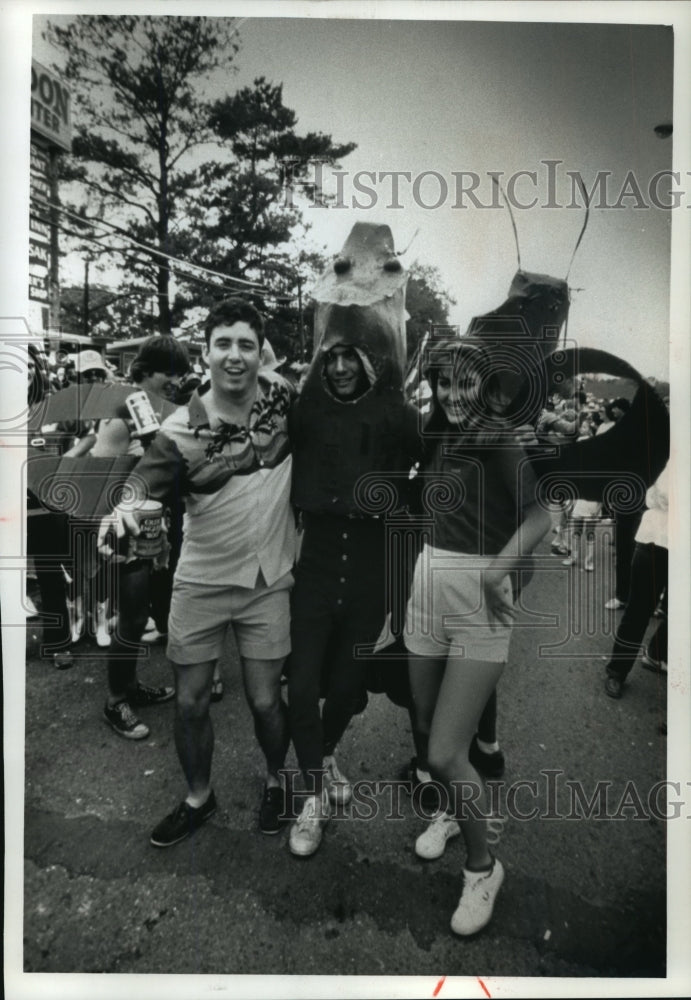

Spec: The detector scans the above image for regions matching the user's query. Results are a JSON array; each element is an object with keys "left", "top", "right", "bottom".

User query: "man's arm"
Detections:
[{"left": 98, "top": 428, "right": 188, "bottom": 560}]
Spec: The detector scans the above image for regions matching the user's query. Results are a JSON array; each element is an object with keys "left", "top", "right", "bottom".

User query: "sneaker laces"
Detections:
[
  {"left": 296, "top": 797, "right": 319, "bottom": 828},
  {"left": 462, "top": 862, "right": 495, "bottom": 899},
  {"left": 135, "top": 682, "right": 157, "bottom": 697},
  {"left": 114, "top": 700, "right": 139, "bottom": 727}
]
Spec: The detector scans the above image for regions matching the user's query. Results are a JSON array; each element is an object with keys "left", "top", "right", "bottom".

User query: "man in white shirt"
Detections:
[{"left": 105, "top": 298, "right": 296, "bottom": 846}]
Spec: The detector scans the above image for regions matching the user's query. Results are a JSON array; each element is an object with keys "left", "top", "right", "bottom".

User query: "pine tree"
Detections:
[{"left": 45, "top": 14, "right": 241, "bottom": 333}]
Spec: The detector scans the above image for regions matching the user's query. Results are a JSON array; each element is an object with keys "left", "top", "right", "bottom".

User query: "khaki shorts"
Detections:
[
  {"left": 404, "top": 546, "right": 513, "bottom": 663},
  {"left": 167, "top": 571, "right": 293, "bottom": 664}
]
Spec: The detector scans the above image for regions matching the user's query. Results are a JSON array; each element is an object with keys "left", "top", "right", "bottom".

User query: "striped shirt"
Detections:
[{"left": 128, "top": 372, "right": 296, "bottom": 588}]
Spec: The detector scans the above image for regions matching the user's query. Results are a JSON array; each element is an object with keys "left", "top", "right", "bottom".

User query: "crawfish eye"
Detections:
[
  {"left": 333, "top": 257, "right": 351, "bottom": 274},
  {"left": 383, "top": 258, "right": 402, "bottom": 272}
]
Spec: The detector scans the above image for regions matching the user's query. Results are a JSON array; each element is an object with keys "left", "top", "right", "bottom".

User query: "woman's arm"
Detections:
[
  {"left": 484, "top": 502, "right": 552, "bottom": 625},
  {"left": 63, "top": 432, "right": 97, "bottom": 458},
  {"left": 90, "top": 417, "right": 132, "bottom": 458}
]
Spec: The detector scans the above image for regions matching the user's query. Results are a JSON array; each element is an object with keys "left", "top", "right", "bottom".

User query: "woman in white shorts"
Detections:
[{"left": 405, "top": 339, "right": 551, "bottom": 937}]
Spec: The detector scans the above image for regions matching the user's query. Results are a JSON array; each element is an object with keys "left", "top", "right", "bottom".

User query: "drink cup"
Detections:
[
  {"left": 132, "top": 500, "right": 164, "bottom": 558},
  {"left": 126, "top": 390, "right": 160, "bottom": 436}
]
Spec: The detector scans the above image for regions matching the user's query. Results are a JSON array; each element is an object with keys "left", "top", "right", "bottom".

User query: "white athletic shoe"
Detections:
[
  {"left": 95, "top": 601, "right": 111, "bottom": 648},
  {"left": 323, "top": 754, "right": 352, "bottom": 806},
  {"left": 450, "top": 857, "right": 505, "bottom": 936},
  {"left": 604, "top": 597, "right": 625, "bottom": 610},
  {"left": 67, "top": 596, "right": 84, "bottom": 644},
  {"left": 289, "top": 794, "right": 331, "bottom": 857},
  {"left": 415, "top": 811, "right": 461, "bottom": 860}
]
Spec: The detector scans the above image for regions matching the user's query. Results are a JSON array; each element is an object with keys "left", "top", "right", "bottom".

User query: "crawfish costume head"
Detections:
[{"left": 290, "top": 222, "right": 411, "bottom": 515}]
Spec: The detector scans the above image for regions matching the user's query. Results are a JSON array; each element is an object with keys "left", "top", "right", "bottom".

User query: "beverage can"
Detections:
[
  {"left": 132, "top": 500, "right": 164, "bottom": 558},
  {"left": 126, "top": 390, "right": 160, "bottom": 436}
]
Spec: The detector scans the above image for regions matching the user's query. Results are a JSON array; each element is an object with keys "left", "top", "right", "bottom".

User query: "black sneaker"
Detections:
[
  {"left": 259, "top": 785, "right": 286, "bottom": 835},
  {"left": 128, "top": 681, "right": 175, "bottom": 707},
  {"left": 103, "top": 700, "right": 150, "bottom": 740},
  {"left": 150, "top": 791, "right": 217, "bottom": 848},
  {"left": 604, "top": 673, "right": 624, "bottom": 699},
  {"left": 399, "top": 757, "right": 443, "bottom": 816},
  {"left": 469, "top": 735, "right": 506, "bottom": 779}
]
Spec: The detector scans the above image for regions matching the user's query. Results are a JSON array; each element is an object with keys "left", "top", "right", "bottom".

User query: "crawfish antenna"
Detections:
[
  {"left": 565, "top": 176, "right": 591, "bottom": 281},
  {"left": 397, "top": 227, "right": 420, "bottom": 257},
  {"left": 492, "top": 176, "right": 522, "bottom": 272}
]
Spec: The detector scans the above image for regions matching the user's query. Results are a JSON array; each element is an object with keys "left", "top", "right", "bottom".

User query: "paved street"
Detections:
[{"left": 15, "top": 527, "right": 672, "bottom": 990}]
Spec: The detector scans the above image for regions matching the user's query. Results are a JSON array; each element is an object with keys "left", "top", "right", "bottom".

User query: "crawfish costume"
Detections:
[{"left": 287, "top": 224, "right": 421, "bottom": 790}]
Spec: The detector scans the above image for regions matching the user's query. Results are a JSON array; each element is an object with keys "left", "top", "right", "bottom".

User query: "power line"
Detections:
[{"left": 30, "top": 193, "right": 279, "bottom": 296}]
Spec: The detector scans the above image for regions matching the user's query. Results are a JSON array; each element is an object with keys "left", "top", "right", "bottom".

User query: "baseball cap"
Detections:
[{"left": 72, "top": 349, "right": 107, "bottom": 374}]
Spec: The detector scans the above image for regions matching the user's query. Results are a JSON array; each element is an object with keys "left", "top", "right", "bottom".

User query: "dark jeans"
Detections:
[
  {"left": 27, "top": 512, "right": 72, "bottom": 653},
  {"left": 288, "top": 515, "right": 388, "bottom": 787},
  {"left": 606, "top": 542, "right": 668, "bottom": 681},
  {"left": 614, "top": 511, "right": 644, "bottom": 604},
  {"left": 107, "top": 560, "right": 154, "bottom": 699}
]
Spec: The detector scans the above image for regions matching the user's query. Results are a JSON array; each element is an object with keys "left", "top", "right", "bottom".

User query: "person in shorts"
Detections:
[
  {"left": 404, "top": 338, "right": 551, "bottom": 937},
  {"left": 107, "top": 298, "right": 297, "bottom": 846}
]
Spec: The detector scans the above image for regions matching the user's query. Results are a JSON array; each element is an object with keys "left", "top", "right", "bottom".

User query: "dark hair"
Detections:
[
  {"left": 129, "top": 336, "right": 190, "bottom": 384},
  {"left": 612, "top": 397, "right": 631, "bottom": 414},
  {"left": 420, "top": 338, "right": 508, "bottom": 453},
  {"left": 28, "top": 342, "right": 51, "bottom": 405},
  {"left": 203, "top": 297, "right": 265, "bottom": 348}
]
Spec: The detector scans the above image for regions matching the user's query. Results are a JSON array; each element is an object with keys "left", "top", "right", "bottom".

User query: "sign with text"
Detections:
[
  {"left": 29, "top": 271, "right": 49, "bottom": 302},
  {"left": 30, "top": 60, "right": 71, "bottom": 152}
]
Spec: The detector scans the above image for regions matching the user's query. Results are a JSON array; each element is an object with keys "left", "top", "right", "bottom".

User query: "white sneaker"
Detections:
[
  {"left": 142, "top": 628, "right": 168, "bottom": 645},
  {"left": 415, "top": 812, "right": 461, "bottom": 860},
  {"left": 67, "top": 596, "right": 84, "bottom": 644},
  {"left": 604, "top": 597, "right": 625, "bottom": 610},
  {"left": 289, "top": 794, "right": 330, "bottom": 857},
  {"left": 323, "top": 754, "right": 352, "bottom": 806},
  {"left": 96, "top": 601, "right": 111, "bottom": 648},
  {"left": 451, "top": 857, "right": 505, "bottom": 936},
  {"left": 24, "top": 595, "right": 39, "bottom": 618}
]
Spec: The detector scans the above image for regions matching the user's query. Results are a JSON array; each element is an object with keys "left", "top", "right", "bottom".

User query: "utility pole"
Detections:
[
  {"left": 83, "top": 258, "right": 90, "bottom": 338},
  {"left": 297, "top": 272, "right": 305, "bottom": 359}
]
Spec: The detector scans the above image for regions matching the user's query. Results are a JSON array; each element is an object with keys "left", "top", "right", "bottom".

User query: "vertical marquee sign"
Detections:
[{"left": 29, "top": 60, "right": 71, "bottom": 326}]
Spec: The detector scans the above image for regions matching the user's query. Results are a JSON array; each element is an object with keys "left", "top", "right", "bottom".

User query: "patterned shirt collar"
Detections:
[
  {"left": 187, "top": 374, "right": 287, "bottom": 431},
  {"left": 187, "top": 382, "right": 212, "bottom": 429}
]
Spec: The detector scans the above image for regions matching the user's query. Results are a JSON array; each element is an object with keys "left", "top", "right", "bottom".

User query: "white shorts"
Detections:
[{"left": 404, "top": 545, "right": 514, "bottom": 662}]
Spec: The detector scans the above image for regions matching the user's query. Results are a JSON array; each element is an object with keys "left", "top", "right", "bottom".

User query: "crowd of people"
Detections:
[{"left": 25, "top": 295, "right": 669, "bottom": 940}]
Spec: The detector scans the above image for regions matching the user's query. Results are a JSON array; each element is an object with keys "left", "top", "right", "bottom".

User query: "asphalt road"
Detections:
[{"left": 15, "top": 526, "right": 673, "bottom": 992}]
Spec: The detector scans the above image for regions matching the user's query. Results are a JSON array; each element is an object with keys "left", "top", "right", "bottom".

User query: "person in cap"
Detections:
[{"left": 102, "top": 298, "right": 297, "bottom": 846}]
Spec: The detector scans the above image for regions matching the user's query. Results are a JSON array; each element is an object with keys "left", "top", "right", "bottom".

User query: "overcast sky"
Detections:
[{"left": 29, "top": 10, "right": 682, "bottom": 378}]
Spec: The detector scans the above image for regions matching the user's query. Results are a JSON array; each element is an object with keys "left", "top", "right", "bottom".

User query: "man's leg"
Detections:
[
  {"left": 173, "top": 658, "right": 217, "bottom": 801},
  {"left": 241, "top": 656, "right": 292, "bottom": 835},
  {"left": 240, "top": 656, "right": 290, "bottom": 784},
  {"left": 150, "top": 657, "right": 217, "bottom": 848},
  {"left": 604, "top": 543, "right": 664, "bottom": 695}
]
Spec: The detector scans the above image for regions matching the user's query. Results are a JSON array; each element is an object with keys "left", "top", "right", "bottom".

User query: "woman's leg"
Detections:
[
  {"left": 408, "top": 653, "right": 447, "bottom": 741},
  {"left": 427, "top": 655, "right": 505, "bottom": 869},
  {"left": 476, "top": 690, "right": 497, "bottom": 745}
]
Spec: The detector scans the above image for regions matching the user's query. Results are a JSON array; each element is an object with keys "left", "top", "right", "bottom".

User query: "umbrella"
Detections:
[
  {"left": 26, "top": 453, "right": 140, "bottom": 519},
  {"left": 36, "top": 382, "right": 177, "bottom": 426}
]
